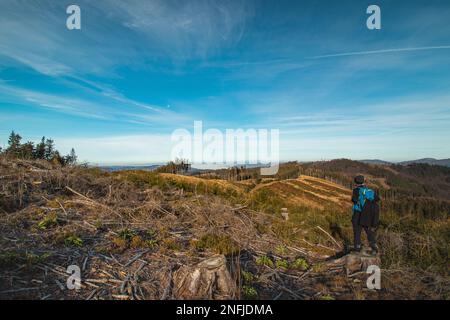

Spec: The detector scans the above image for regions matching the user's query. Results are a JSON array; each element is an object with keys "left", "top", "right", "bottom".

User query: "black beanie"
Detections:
[{"left": 354, "top": 175, "right": 365, "bottom": 185}]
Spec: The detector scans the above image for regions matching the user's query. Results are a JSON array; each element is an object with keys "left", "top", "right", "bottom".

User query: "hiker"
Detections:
[{"left": 351, "top": 175, "right": 380, "bottom": 254}]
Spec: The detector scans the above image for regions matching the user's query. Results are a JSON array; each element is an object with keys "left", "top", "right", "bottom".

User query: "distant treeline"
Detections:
[
  {"left": 156, "top": 158, "right": 191, "bottom": 174},
  {"left": 0, "top": 131, "right": 77, "bottom": 166},
  {"left": 195, "top": 161, "right": 301, "bottom": 182}
]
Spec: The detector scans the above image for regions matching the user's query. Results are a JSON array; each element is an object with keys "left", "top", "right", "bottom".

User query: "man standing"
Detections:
[{"left": 351, "top": 175, "right": 380, "bottom": 254}]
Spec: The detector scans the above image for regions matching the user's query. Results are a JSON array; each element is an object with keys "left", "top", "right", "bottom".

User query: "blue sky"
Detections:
[{"left": 1, "top": 0, "right": 450, "bottom": 164}]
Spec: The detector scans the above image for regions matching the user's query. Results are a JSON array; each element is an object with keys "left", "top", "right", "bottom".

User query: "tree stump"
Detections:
[
  {"left": 330, "top": 251, "right": 381, "bottom": 276},
  {"left": 172, "top": 255, "right": 236, "bottom": 300}
]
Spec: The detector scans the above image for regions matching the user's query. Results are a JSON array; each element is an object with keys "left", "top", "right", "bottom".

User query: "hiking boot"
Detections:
[
  {"left": 352, "top": 245, "right": 362, "bottom": 253},
  {"left": 370, "top": 245, "right": 379, "bottom": 255}
]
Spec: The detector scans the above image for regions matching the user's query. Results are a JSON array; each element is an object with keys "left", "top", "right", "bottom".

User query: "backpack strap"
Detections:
[{"left": 354, "top": 186, "right": 368, "bottom": 212}]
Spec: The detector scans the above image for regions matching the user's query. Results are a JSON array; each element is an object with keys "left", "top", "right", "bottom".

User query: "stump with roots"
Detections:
[
  {"left": 330, "top": 251, "right": 381, "bottom": 276},
  {"left": 172, "top": 255, "right": 236, "bottom": 299}
]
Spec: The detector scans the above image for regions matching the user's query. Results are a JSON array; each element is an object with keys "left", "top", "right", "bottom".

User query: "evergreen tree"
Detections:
[
  {"left": 65, "top": 148, "right": 77, "bottom": 165},
  {"left": 6, "top": 131, "right": 22, "bottom": 157},
  {"left": 19, "top": 141, "right": 35, "bottom": 159},
  {"left": 51, "top": 150, "right": 66, "bottom": 166},
  {"left": 34, "top": 137, "right": 46, "bottom": 159},
  {"left": 44, "top": 138, "right": 55, "bottom": 160},
  {"left": 1, "top": 131, "right": 76, "bottom": 166}
]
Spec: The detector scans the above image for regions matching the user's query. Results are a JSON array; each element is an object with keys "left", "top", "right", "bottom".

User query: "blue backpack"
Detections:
[{"left": 353, "top": 186, "right": 375, "bottom": 213}]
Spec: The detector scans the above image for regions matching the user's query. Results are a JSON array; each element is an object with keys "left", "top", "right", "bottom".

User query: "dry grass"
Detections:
[{"left": 0, "top": 158, "right": 448, "bottom": 300}]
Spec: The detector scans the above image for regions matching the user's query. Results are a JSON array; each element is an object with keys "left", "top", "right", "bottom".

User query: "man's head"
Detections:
[{"left": 354, "top": 175, "right": 365, "bottom": 185}]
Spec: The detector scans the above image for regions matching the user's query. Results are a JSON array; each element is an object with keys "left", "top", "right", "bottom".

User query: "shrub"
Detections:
[
  {"left": 275, "top": 259, "right": 289, "bottom": 269},
  {"left": 241, "top": 270, "right": 255, "bottom": 284},
  {"left": 242, "top": 285, "right": 258, "bottom": 299},
  {"left": 275, "top": 245, "right": 288, "bottom": 255},
  {"left": 145, "top": 239, "right": 159, "bottom": 249},
  {"left": 37, "top": 213, "right": 58, "bottom": 230},
  {"left": 65, "top": 235, "right": 83, "bottom": 247},
  {"left": 118, "top": 228, "right": 137, "bottom": 241},
  {"left": 255, "top": 255, "right": 274, "bottom": 268},
  {"left": 112, "top": 237, "right": 128, "bottom": 251},
  {"left": 130, "top": 235, "right": 145, "bottom": 248},
  {"left": 25, "top": 252, "right": 51, "bottom": 264},
  {"left": 292, "top": 258, "right": 309, "bottom": 271}
]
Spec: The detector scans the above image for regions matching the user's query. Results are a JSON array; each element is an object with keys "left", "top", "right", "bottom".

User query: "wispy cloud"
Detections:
[
  {"left": 0, "top": 81, "right": 191, "bottom": 127},
  {"left": 310, "top": 46, "right": 450, "bottom": 59}
]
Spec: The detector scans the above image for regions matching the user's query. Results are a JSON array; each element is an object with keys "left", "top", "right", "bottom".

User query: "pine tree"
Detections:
[
  {"left": 34, "top": 137, "right": 46, "bottom": 159},
  {"left": 66, "top": 148, "right": 77, "bottom": 165},
  {"left": 44, "top": 138, "right": 55, "bottom": 160},
  {"left": 51, "top": 150, "right": 65, "bottom": 166},
  {"left": 6, "top": 131, "right": 22, "bottom": 157},
  {"left": 19, "top": 141, "right": 35, "bottom": 159}
]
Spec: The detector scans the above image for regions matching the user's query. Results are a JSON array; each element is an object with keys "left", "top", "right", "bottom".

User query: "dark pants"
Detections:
[{"left": 352, "top": 211, "right": 376, "bottom": 248}]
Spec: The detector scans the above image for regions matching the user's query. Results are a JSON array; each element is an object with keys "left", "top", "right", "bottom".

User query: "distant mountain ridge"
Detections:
[
  {"left": 398, "top": 158, "right": 450, "bottom": 167},
  {"left": 360, "top": 158, "right": 450, "bottom": 167},
  {"left": 98, "top": 158, "right": 450, "bottom": 173},
  {"left": 359, "top": 159, "right": 393, "bottom": 165},
  {"left": 99, "top": 164, "right": 161, "bottom": 172}
]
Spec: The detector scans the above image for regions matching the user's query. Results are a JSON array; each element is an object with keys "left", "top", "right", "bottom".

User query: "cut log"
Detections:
[{"left": 172, "top": 255, "right": 236, "bottom": 300}]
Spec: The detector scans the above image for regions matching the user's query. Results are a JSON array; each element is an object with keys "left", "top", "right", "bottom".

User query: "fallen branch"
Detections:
[
  {"left": 65, "top": 186, "right": 123, "bottom": 220},
  {"left": 316, "top": 226, "right": 342, "bottom": 250},
  {"left": 124, "top": 249, "right": 150, "bottom": 267}
]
